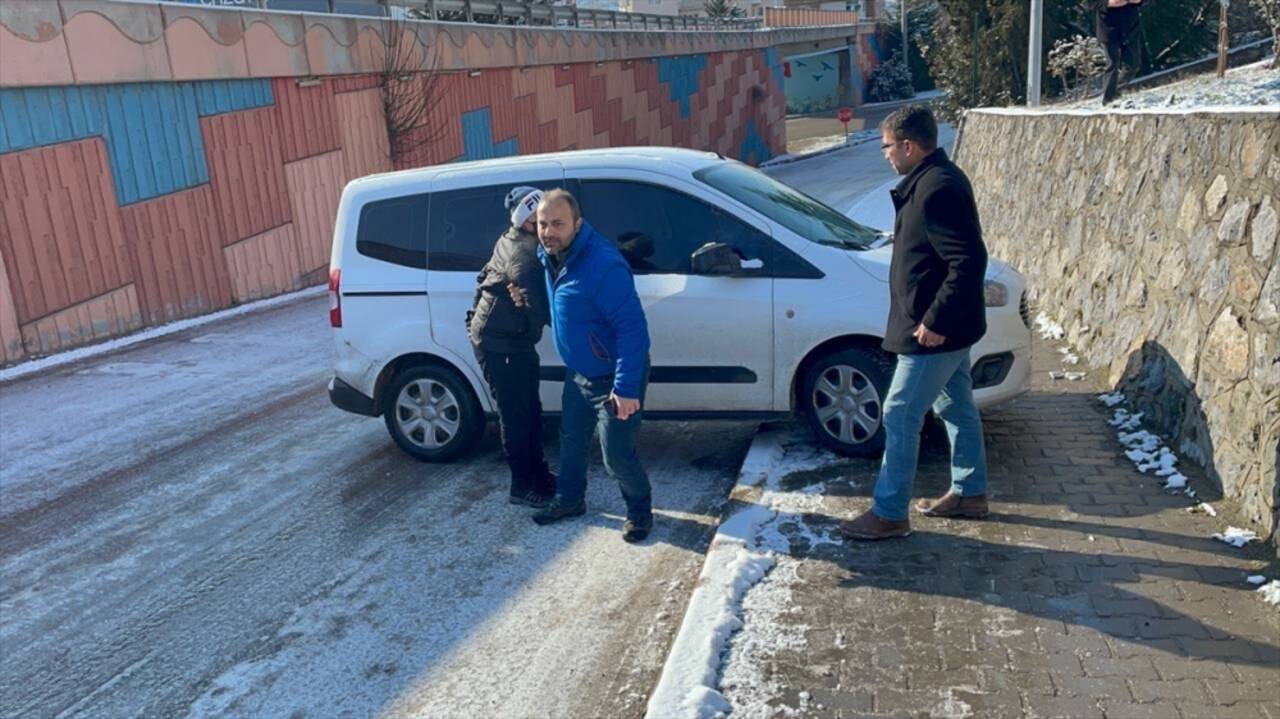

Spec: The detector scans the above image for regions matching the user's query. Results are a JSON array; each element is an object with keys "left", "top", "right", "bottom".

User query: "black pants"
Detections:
[
  {"left": 1101, "top": 6, "right": 1141, "bottom": 103},
  {"left": 479, "top": 349, "right": 552, "bottom": 496}
]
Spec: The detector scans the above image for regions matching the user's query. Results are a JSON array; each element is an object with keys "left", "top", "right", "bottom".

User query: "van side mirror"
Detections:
[{"left": 690, "top": 242, "right": 740, "bottom": 275}]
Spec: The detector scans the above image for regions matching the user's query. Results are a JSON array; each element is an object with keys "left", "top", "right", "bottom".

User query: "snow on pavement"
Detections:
[
  {"left": 1035, "top": 312, "right": 1273, "bottom": 600},
  {"left": 1259, "top": 580, "right": 1280, "bottom": 607},
  {"left": 646, "top": 427, "right": 843, "bottom": 719},
  {"left": 1083, "top": 57, "right": 1280, "bottom": 111}
]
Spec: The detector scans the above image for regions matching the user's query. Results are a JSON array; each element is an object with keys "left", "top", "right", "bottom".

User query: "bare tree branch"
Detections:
[{"left": 379, "top": 16, "right": 448, "bottom": 166}]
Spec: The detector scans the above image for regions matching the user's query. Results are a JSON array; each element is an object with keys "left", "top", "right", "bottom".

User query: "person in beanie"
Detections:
[
  {"left": 468, "top": 186, "right": 556, "bottom": 507},
  {"left": 840, "top": 104, "right": 990, "bottom": 541},
  {"left": 527, "top": 189, "right": 654, "bottom": 543}
]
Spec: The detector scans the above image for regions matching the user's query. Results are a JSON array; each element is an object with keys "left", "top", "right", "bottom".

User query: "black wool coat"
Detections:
[{"left": 882, "top": 148, "right": 989, "bottom": 356}]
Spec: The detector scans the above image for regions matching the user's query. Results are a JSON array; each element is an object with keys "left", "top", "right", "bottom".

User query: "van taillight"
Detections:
[{"left": 328, "top": 268, "right": 342, "bottom": 327}]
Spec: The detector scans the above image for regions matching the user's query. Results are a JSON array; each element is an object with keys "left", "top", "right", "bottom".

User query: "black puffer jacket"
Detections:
[
  {"left": 468, "top": 226, "right": 550, "bottom": 353},
  {"left": 882, "top": 148, "right": 988, "bottom": 356}
]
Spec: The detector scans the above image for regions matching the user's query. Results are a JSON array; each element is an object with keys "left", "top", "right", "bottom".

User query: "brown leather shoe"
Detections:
[
  {"left": 915, "top": 492, "right": 989, "bottom": 518},
  {"left": 838, "top": 509, "right": 912, "bottom": 540}
]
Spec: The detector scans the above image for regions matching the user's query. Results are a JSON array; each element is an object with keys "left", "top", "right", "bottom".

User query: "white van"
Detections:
[{"left": 327, "top": 147, "right": 1032, "bottom": 461}]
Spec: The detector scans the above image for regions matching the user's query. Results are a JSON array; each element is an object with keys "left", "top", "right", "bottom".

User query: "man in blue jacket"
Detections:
[{"left": 526, "top": 189, "right": 654, "bottom": 543}]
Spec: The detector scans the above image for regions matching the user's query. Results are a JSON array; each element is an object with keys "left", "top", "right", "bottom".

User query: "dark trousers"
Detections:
[
  {"left": 478, "top": 349, "right": 552, "bottom": 496},
  {"left": 1101, "top": 5, "right": 1141, "bottom": 103},
  {"left": 557, "top": 368, "right": 652, "bottom": 522}
]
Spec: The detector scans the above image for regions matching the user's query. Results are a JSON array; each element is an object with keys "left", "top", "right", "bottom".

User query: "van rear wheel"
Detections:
[{"left": 383, "top": 363, "right": 484, "bottom": 462}]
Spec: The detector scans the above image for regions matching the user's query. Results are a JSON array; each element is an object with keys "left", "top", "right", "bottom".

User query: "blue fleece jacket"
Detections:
[{"left": 539, "top": 219, "right": 650, "bottom": 398}]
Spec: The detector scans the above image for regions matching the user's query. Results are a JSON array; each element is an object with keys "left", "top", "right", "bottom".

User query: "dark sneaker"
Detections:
[
  {"left": 915, "top": 492, "right": 989, "bottom": 519},
  {"left": 532, "top": 499, "right": 586, "bottom": 525},
  {"left": 509, "top": 489, "right": 553, "bottom": 509},
  {"left": 622, "top": 516, "right": 653, "bottom": 543},
  {"left": 838, "top": 509, "right": 912, "bottom": 540}
]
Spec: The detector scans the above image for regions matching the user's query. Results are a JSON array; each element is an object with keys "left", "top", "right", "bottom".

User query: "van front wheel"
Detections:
[
  {"left": 383, "top": 363, "right": 484, "bottom": 462},
  {"left": 800, "top": 347, "right": 893, "bottom": 457}
]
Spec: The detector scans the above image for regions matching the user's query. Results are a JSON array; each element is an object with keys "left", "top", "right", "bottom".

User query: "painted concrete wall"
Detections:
[
  {"left": 781, "top": 24, "right": 886, "bottom": 115},
  {"left": 0, "top": 1, "right": 802, "bottom": 364},
  {"left": 785, "top": 49, "right": 846, "bottom": 114}
]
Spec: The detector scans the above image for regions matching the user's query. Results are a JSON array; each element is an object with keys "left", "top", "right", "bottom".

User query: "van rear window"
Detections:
[
  {"left": 356, "top": 194, "right": 429, "bottom": 269},
  {"left": 426, "top": 186, "right": 510, "bottom": 272}
]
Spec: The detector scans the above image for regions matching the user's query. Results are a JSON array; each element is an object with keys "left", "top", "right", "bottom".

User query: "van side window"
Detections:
[
  {"left": 428, "top": 183, "right": 560, "bottom": 272},
  {"left": 576, "top": 180, "right": 772, "bottom": 276},
  {"left": 356, "top": 194, "right": 429, "bottom": 269}
]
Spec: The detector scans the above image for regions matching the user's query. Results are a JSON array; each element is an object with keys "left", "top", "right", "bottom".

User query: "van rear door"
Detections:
[{"left": 425, "top": 163, "right": 565, "bottom": 403}]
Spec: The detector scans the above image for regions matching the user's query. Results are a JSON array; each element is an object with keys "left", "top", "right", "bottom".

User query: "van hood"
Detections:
[{"left": 848, "top": 242, "right": 1011, "bottom": 284}]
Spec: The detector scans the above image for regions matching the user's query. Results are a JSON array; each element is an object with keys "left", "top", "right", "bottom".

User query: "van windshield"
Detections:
[{"left": 694, "top": 161, "right": 882, "bottom": 251}]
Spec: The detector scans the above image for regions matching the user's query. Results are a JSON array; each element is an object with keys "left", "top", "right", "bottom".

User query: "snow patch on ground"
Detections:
[
  {"left": 1213, "top": 527, "right": 1260, "bottom": 548},
  {"left": 936, "top": 686, "right": 977, "bottom": 719},
  {"left": 646, "top": 429, "right": 841, "bottom": 719},
  {"left": 1187, "top": 502, "right": 1217, "bottom": 517},
  {"left": 1107, "top": 406, "right": 1189, "bottom": 487},
  {"left": 1095, "top": 58, "right": 1280, "bottom": 111},
  {"left": 0, "top": 285, "right": 326, "bottom": 384},
  {"left": 1099, "top": 393, "right": 1267, "bottom": 547},
  {"left": 1048, "top": 371, "right": 1086, "bottom": 381},
  {"left": 1098, "top": 392, "right": 1126, "bottom": 407},
  {"left": 1258, "top": 580, "right": 1280, "bottom": 607},
  {"left": 1247, "top": 575, "right": 1267, "bottom": 585},
  {"left": 1033, "top": 312, "right": 1065, "bottom": 340}
]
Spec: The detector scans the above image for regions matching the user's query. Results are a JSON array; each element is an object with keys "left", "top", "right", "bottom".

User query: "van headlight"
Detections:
[{"left": 984, "top": 280, "right": 1009, "bottom": 307}]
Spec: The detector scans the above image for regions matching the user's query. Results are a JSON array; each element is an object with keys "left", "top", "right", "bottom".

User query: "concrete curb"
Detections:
[{"left": 644, "top": 425, "right": 787, "bottom": 719}]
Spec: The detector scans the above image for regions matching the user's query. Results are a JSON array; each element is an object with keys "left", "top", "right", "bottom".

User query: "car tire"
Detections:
[
  {"left": 382, "top": 363, "right": 484, "bottom": 462},
  {"left": 800, "top": 346, "right": 894, "bottom": 457}
]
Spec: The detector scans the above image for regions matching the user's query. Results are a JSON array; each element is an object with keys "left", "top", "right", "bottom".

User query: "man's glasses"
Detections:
[{"left": 881, "top": 140, "right": 904, "bottom": 150}]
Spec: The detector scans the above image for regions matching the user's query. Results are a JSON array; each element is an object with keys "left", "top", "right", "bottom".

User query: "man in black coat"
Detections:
[
  {"left": 468, "top": 186, "right": 555, "bottom": 507},
  {"left": 841, "top": 105, "right": 991, "bottom": 541},
  {"left": 1096, "top": 0, "right": 1144, "bottom": 104}
]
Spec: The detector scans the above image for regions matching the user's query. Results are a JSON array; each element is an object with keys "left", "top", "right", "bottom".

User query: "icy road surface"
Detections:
[{"left": 0, "top": 297, "right": 755, "bottom": 718}]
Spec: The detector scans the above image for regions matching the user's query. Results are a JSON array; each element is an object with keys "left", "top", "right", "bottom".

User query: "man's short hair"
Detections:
[
  {"left": 881, "top": 104, "right": 938, "bottom": 151},
  {"left": 539, "top": 188, "right": 580, "bottom": 220}
]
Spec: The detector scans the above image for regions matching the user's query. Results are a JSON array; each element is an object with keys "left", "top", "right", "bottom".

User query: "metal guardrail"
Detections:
[
  {"left": 170, "top": 0, "right": 765, "bottom": 30},
  {"left": 406, "top": 0, "right": 764, "bottom": 30}
]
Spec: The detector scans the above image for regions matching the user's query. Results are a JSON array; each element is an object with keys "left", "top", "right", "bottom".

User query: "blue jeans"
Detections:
[
  {"left": 557, "top": 368, "right": 652, "bottom": 522},
  {"left": 872, "top": 348, "right": 989, "bottom": 521}
]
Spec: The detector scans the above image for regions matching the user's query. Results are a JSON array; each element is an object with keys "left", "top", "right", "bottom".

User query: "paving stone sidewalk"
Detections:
[{"left": 732, "top": 340, "right": 1279, "bottom": 719}]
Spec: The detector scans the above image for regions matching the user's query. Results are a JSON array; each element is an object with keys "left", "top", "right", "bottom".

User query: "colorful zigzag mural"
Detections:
[{"left": 0, "top": 49, "right": 786, "bottom": 364}]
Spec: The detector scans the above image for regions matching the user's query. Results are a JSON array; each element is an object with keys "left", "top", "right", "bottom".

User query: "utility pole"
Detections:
[
  {"left": 899, "top": 0, "right": 913, "bottom": 93},
  {"left": 1027, "top": 0, "right": 1042, "bottom": 106},
  {"left": 1216, "top": 0, "right": 1230, "bottom": 78},
  {"left": 900, "top": 0, "right": 908, "bottom": 56}
]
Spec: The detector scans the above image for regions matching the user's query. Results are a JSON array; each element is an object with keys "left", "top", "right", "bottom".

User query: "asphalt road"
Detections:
[
  {"left": 0, "top": 298, "right": 756, "bottom": 718},
  {"left": 766, "top": 123, "right": 958, "bottom": 214}
]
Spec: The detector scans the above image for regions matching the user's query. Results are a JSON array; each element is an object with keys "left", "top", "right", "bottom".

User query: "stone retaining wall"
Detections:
[{"left": 955, "top": 108, "right": 1279, "bottom": 541}]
